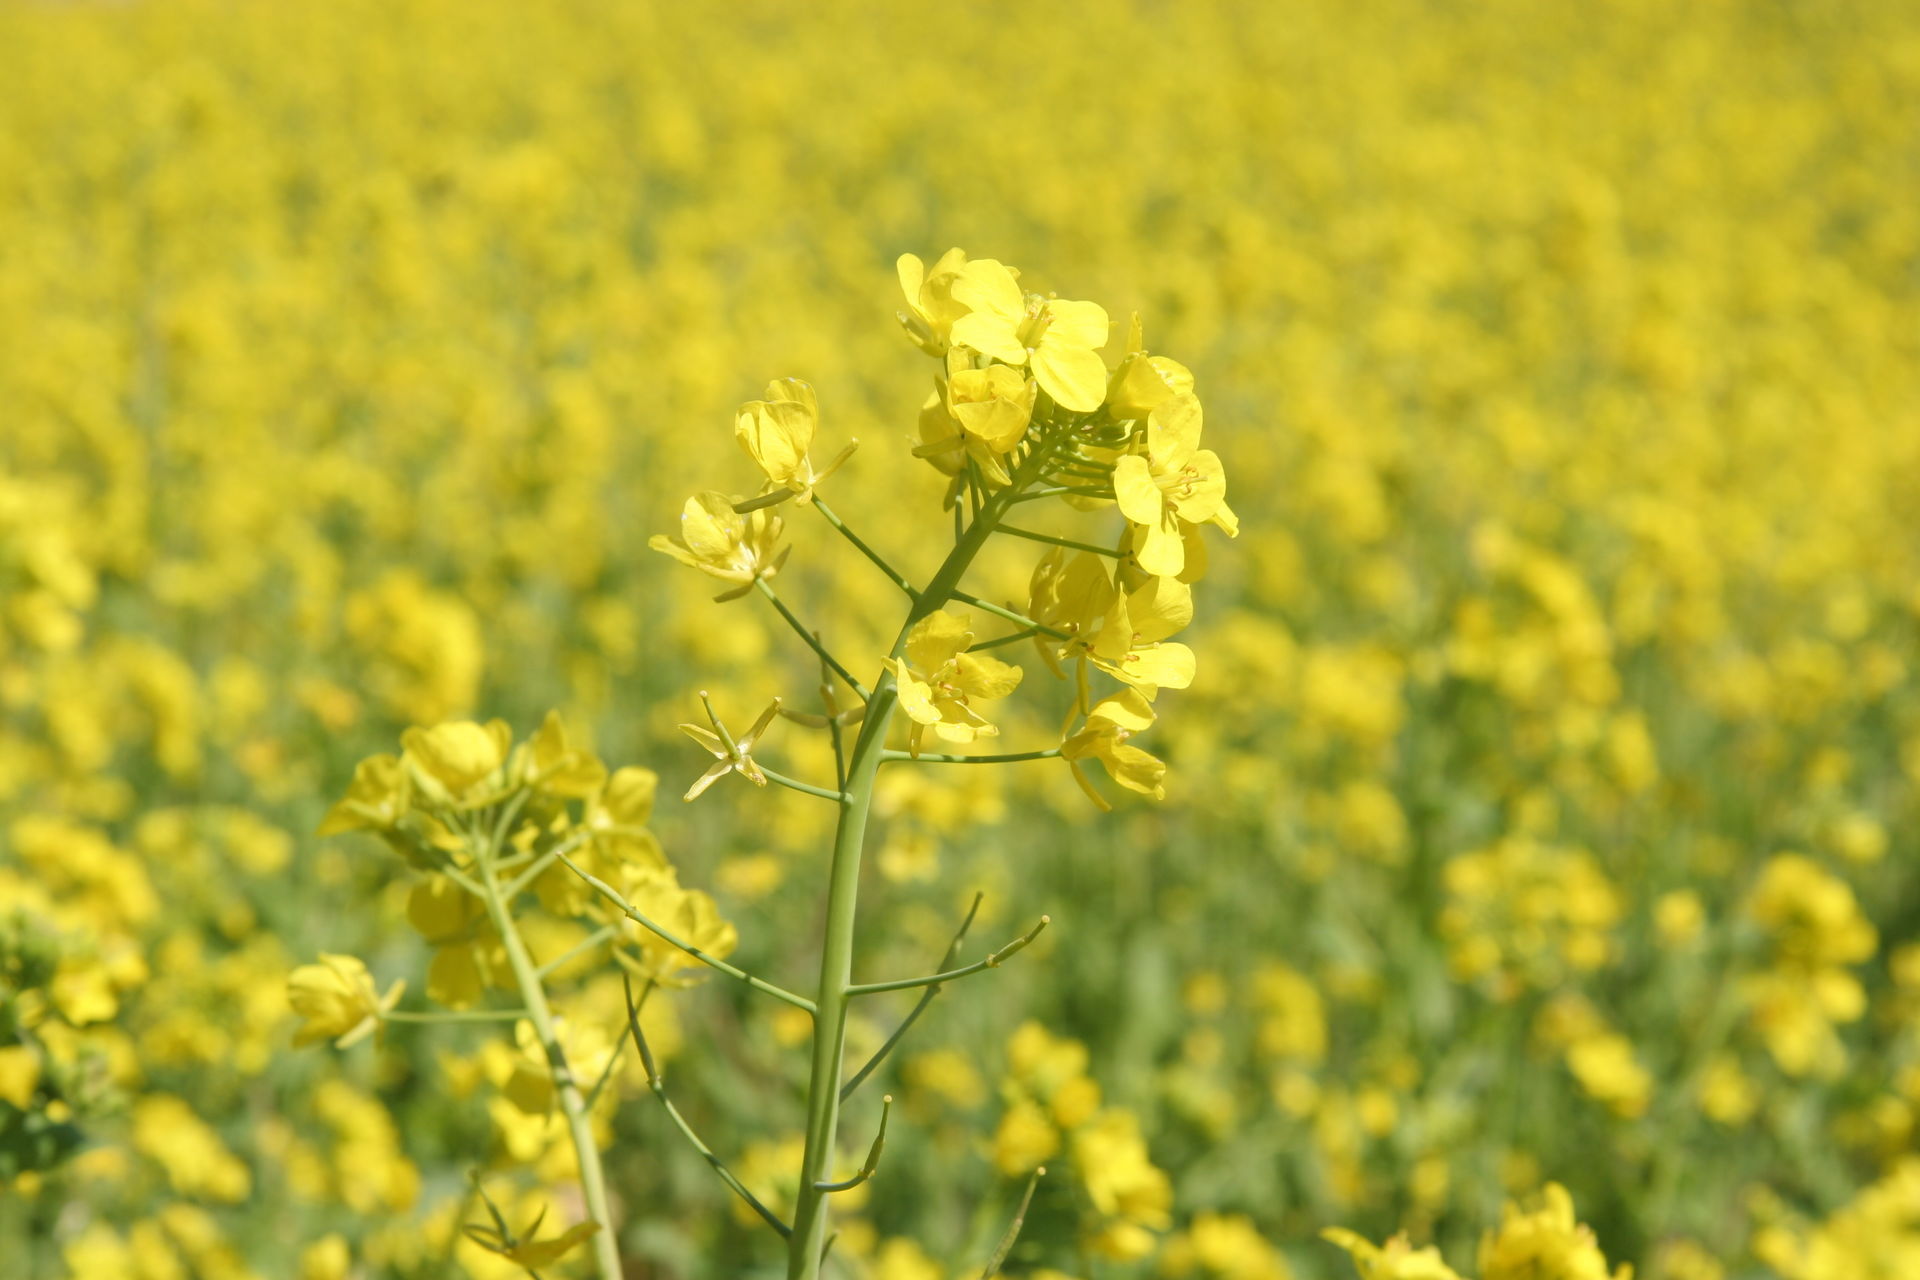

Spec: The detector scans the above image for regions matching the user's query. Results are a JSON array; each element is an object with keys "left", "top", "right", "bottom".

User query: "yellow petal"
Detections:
[
  {"left": 1113, "top": 642, "right": 1195, "bottom": 691},
  {"left": 1099, "top": 741, "right": 1167, "bottom": 799},
  {"left": 949, "top": 311, "right": 1027, "bottom": 364},
  {"left": 734, "top": 397, "right": 815, "bottom": 491},
  {"left": 1040, "top": 298, "right": 1109, "bottom": 351},
  {"left": 890, "top": 663, "right": 943, "bottom": 726},
  {"left": 1168, "top": 449, "right": 1228, "bottom": 526},
  {"left": 1135, "top": 515, "right": 1185, "bottom": 578},
  {"left": 896, "top": 253, "right": 926, "bottom": 307},
  {"left": 1148, "top": 393, "right": 1203, "bottom": 469},
  {"left": 951, "top": 258, "right": 1024, "bottom": 321},
  {"left": 957, "top": 651, "right": 1024, "bottom": 700},
  {"left": 1031, "top": 343, "right": 1110, "bottom": 413},
  {"left": 1112, "top": 455, "right": 1163, "bottom": 527},
  {"left": 1089, "top": 688, "right": 1157, "bottom": 732},
  {"left": 1129, "top": 574, "right": 1193, "bottom": 642},
  {"left": 904, "top": 610, "right": 972, "bottom": 672}
]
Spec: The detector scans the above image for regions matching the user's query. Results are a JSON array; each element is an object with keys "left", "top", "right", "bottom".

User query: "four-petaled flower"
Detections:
[
  {"left": 680, "top": 694, "right": 782, "bottom": 800},
  {"left": 948, "top": 259, "right": 1112, "bottom": 412},
  {"left": 650, "top": 490, "right": 790, "bottom": 600},
  {"left": 1080, "top": 574, "right": 1197, "bottom": 694},
  {"left": 1062, "top": 689, "right": 1167, "bottom": 807},
  {"left": 734, "top": 378, "right": 854, "bottom": 506},
  {"left": 1112, "top": 392, "right": 1236, "bottom": 578},
  {"left": 889, "top": 610, "right": 1024, "bottom": 756},
  {"left": 287, "top": 953, "right": 405, "bottom": 1049}
]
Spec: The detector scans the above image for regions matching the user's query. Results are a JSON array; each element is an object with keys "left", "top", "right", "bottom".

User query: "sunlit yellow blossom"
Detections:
[
  {"left": 649, "top": 491, "right": 790, "bottom": 601},
  {"left": 1079, "top": 574, "right": 1196, "bottom": 693},
  {"left": 287, "top": 953, "right": 405, "bottom": 1049},
  {"left": 612, "top": 865, "right": 738, "bottom": 986},
  {"left": 949, "top": 258, "right": 1112, "bottom": 411},
  {"left": 1030, "top": 548, "right": 1118, "bottom": 637},
  {"left": 315, "top": 753, "right": 409, "bottom": 836},
  {"left": 1478, "top": 1183, "right": 1631, "bottom": 1280},
  {"left": 1106, "top": 315, "right": 1196, "bottom": 421},
  {"left": 948, "top": 364, "right": 1037, "bottom": 454},
  {"left": 896, "top": 248, "right": 971, "bottom": 354},
  {"left": 1321, "top": 1229, "right": 1464, "bottom": 1280},
  {"left": 1062, "top": 688, "right": 1166, "bottom": 806},
  {"left": 522, "top": 710, "right": 608, "bottom": 799},
  {"left": 889, "top": 610, "right": 1024, "bottom": 754},
  {"left": 735, "top": 378, "right": 851, "bottom": 504},
  {"left": 1113, "top": 394, "right": 1234, "bottom": 578},
  {"left": 401, "top": 720, "right": 514, "bottom": 804}
]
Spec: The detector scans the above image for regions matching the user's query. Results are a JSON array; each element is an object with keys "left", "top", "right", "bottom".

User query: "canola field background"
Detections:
[{"left": 5, "top": 0, "right": 1920, "bottom": 1277}]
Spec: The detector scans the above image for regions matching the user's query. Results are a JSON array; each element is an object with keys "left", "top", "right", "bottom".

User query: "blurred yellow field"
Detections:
[{"left": 4, "top": 1, "right": 1920, "bottom": 1277}]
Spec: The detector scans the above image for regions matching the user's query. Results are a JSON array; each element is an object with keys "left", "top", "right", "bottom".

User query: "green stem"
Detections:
[
  {"left": 841, "top": 894, "right": 983, "bottom": 1101},
  {"left": 476, "top": 857, "right": 622, "bottom": 1280},
  {"left": 997, "top": 525, "right": 1121, "bottom": 557},
  {"left": 811, "top": 497, "right": 919, "bottom": 599},
  {"left": 786, "top": 443, "right": 1056, "bottom": 1279},
  {"left": 845, "top": 915, "right": 1050, "bottom": 997},
  {"left": 880, "top": 748, "right": 1060, "bottom": 766},
  {"left": 386, "top": 1008, "right": 530, "bottom": 1024},
  {"left": 948, "top": 590, "right": 1071, "bottom": 640},
  {"left": 971, "top": 626, "right": 1041, "bottom": 651},
  {"left": 557, "top": 850, "right": 817, "bottom": 1012},
  {"left": 760, "top": 768, "right": 848, "bottom": 803},
  {"left": 755, "top": 579, "right": 869, "bottom": 699}
]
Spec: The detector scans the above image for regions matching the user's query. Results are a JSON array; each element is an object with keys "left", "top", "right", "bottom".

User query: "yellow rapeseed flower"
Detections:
[
  {"left": 948, "top": 258, "right": 1111, "bottom": 411},
  {"left": 889, "top": 610, "right": 1024, "bottom": 755},
  {"left": 1062, "top": 689, "right": 1166, "bottom": 806},
  {"left": 287, "top": 953, "right": 405, "bottom": 1049},
  {"left": 1112, "top": 393, "right": 1235, "bottom": 578},
  {"left": 649, "top": 491, "right": 790, "bottom": 601},
  {"left": 1477, "top": 1183, "right": 1631, "bottom": 1280}
]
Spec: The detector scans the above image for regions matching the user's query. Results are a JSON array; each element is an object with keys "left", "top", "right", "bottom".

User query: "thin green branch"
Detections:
[
  {"left": 386, "top": 1008, "right": 530, "bottom": 1025},
  {"left": 813, "top": 1094, "right": 891, "bottom": 1192},
  {"left": 880, "top": 748, "right": 1061, "bottom": 766},
  {"left": 948, "top": 590, "right": 1071, "bottom": 640},
  {"left": 754, "top": 579, "right": 870, "bottom": 699},
  {"left": 997, "top": 526, "right": 1122, "bottom": 557},
  {"left": 842, "top": 894, "right": 983, "bottom": 1101},
  {"left": 433, "top": 862, "right": 486, "bottom": 899},
  {"left": 477, "top": 854, "right": 622, "bottom": 1280},
  {"left": 761, "top": 768, "right": 849, "bottom": 803},
  {"left": 626, "top": 976, "right": 793, "bottom": 1239},
  {"left": 980, "top": 1167, "right": 1046, "bottom": 1278},
  {"left": 500, "top": 836, "right": 578, "bottom": 903},
  {"left": 536, "top": 924, "right": 616, "bottom": 979},
  {"left": 1012, "top": 485, "right": 1109, "bottom": 503},
  {"left": 556, "top": 850, "right": 816, "bottom": 1012},
  {"left": 971, "top": 626, "right": 1042, "bottom": 651},
  {"left": 811, "top": 497, "right": 918, "bottom": 600},
  {"left": 820, "top": 662, "right": 848, "bottom": 790},
  {"left": 846, "top": 915, "right": 1051, "bottom": 997}
]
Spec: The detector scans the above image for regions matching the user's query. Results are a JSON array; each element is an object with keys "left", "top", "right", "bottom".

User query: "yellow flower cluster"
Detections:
[
  {"left": 991, "top": 1022, "right": 1173, "bottom": 1261},
  {"left": 3, "top": 0, "right": 1919, "bottom": 1274},
  {"left": 1326, "top": 1183, "right": 1629, "bottom": 1280}
]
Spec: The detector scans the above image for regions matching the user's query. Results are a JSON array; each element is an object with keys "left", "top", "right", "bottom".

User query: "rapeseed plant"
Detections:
[{"left": 3, "top": 0, "right": 1919, "bottom": 1275}]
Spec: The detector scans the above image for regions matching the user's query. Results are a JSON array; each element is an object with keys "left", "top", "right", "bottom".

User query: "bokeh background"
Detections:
[{"left": 4, "top": 0, "right": 1920, "bottom": 1276}]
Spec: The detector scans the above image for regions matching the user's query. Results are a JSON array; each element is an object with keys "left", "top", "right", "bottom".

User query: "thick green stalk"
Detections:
[
  {"left": 786, "top": 461, "right": 1046, "bottom": 1278},
  {"left": 477, "top": 857, "right": 624, "bottom": 1280}
]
